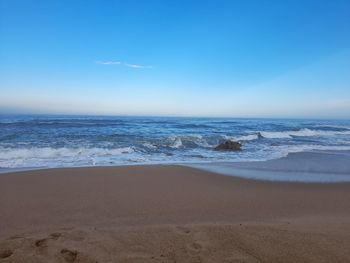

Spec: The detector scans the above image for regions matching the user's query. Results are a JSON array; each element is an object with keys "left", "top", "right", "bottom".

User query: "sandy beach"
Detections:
[{"left": 1, "top": 165, "right": 350, "bottom": 262}]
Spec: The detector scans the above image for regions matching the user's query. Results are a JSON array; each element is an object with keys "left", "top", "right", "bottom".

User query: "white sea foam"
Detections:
[
  {"left": 170, "top": 137, "right": 183, "bottom": 148},
  {"left": 142, "top": 142, "right": 157, "bottom": 149},
  {"left": 260, "top": 128, "right": 350, "bottom": 139},
  {"left": 231, "top": 134, "right": 259, "bottom": 141},
  {"left": 223, "top": 128, "right": 350, "bottom": 142},
  {"left": 0, "top": 147, "right": 134, "bottom": 161},
  {"left": 168, "top": 135, "right": 211, "bottom": 148}
]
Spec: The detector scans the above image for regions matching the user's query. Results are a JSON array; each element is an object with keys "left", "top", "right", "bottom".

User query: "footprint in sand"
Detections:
[
  {"left": 35, "top": 232, "right": 62, "bottom": 247},
  {"left": 35, "top": 238, "right": 48, "bottom": 247},
  {"left": 7, "top": 235, "right": 23, "bottom": 240},
  {"left": 187, "top": 242, "right": 202, "bottom": 252},
  {"left": 0, "top": 249, "right": 13, "bottom": 258},
  {"left": 176, "top": 226, "right": 191, "bottom": 235},
  {"left": 32, "top": 233, "right": 78, "bottom": 262},
  {"left": 49, "top": 232, "right": 62, "bottom": 240},
  {"left": 0, "top": 249, "right": 13, "bottom": 259},
  {"left": 61, "top": 249, "right": 78, "bottom": 263}
]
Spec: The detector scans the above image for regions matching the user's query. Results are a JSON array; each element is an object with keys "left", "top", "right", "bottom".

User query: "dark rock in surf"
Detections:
[
  {"left": 257, "top": 132, "right": 264, "bottom": 139},
  {"left": 214, "top": 140, "right": 241, "bottom": 151}
]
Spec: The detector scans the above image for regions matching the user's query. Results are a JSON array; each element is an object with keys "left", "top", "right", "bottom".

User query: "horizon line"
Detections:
[{"left": 0, "top": 112, "right": 349, "bottom": 121}]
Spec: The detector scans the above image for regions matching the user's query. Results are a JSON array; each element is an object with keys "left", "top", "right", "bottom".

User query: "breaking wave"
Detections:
[
  {"left": 222, "top": 128, "right": 350, "bottom": 142},
  {"left": 0, "top": 147, "right": 134, "bottom": 168},
  {"left": 167, "top": 135, "right": 212, "bottom": 149},
  {"left": 0, "top": 146, "right": 134, "bottom": 163},
  {"left": 260, "top": 128, "right": 350, "bottom": 139},
  {"left": 230, "top": 134, "right": 260, "bottom": 141}
]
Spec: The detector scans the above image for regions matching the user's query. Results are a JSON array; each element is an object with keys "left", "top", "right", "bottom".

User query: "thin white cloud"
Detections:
[
  {"left": 96, "top": 60, "right": 152, "bottom": 69},
  {"left": 125, "top": 63, "right": 143, "bottom": 68},
  {"left": 96, "top": 61, "right": 121, "bottom": 65}
]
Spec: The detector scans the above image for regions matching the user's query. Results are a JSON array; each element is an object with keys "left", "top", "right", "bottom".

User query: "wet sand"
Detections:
[{"left": 1, "top": 165, "right": 350, "bottom": 262}]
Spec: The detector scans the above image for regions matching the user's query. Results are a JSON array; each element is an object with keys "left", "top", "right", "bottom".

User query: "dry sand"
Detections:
[{"left": 1, "top": 165, "right": 350, "bottom": 262}]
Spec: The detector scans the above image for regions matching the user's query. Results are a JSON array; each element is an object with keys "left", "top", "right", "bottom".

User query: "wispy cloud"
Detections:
[
  {"left": 96, "top": 61, "right": 121, "bottom": 65},
  {"left": 125, "top": 63, "right": 152, "bottom": 69},
  {"left": 96, "top": 60, "right": 152, "bottom": 69}
]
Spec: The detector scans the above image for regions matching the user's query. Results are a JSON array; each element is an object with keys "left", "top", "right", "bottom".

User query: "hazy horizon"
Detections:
[
  {"left": 1, "top": 111, "right": 350, "bottom": 121},
  {"left": 1, "top": 0, "right": 350, "bottom": 118}
]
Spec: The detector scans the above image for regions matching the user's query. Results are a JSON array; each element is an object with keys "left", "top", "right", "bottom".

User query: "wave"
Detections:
[
  {"left": 229, "top": 134, "right": 260, "bottom": 141},
  {"left": 167, "top": 135, "right": 212, "bottom": 149},
  {"left": 142, "top": 142, "right": 157, "bottom": 149},
  {"left": 260, "top": 128, "right": 350, "bottom": 139},
  {"left": 155, "top": 128, "right": 350, "bottom": 150},
  {"left": 0, "top": 146, "right": 134, "bottom": 161},
  {"left": 170, "top": 137, "right": 183, "bottom": 148}
]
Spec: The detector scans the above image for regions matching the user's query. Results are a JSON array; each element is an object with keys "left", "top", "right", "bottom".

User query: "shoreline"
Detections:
[{"left": 2, "top": 149, "right": 350, "bottom": 183}]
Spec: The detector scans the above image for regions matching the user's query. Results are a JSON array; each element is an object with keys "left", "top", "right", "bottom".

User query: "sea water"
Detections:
[{"left": 1, "top": 115, "right": 350, "bottom": 172}]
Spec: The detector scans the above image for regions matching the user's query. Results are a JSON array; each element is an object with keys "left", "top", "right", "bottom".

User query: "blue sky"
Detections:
[{"left": 1, "top": 0, "right": 350, "bottom": 118}]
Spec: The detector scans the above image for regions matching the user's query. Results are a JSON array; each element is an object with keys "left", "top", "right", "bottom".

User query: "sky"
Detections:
[{"left": 1, "top": 0, "right": 350, "bottom": 118}]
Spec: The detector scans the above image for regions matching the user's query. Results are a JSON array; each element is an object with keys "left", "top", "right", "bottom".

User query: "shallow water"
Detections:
[
  {"left": 1, "top": 115, "right": 350, "bottom": 171},
  {"left": 187, "top": 151, "right": 350, "bottom": 183}
]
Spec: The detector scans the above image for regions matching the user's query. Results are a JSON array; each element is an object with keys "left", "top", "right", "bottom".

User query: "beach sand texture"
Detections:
[{"left": 1, "top": 165, "right": 350, "bottom": 262}]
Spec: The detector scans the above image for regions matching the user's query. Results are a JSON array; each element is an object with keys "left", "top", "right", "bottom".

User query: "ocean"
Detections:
[{"left": 0, "top": 115, "right": 350, "bottom": 171}]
